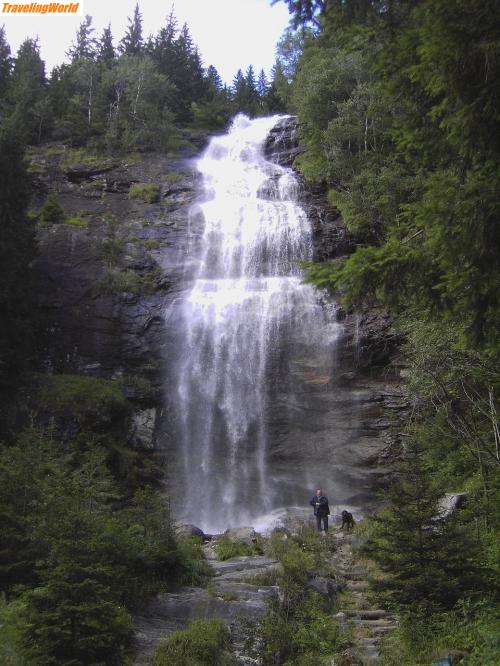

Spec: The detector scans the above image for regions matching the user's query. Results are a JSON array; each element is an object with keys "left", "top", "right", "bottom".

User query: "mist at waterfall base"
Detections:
[{"left": 165, "top": 114, "right": 347, "bottom": 534}]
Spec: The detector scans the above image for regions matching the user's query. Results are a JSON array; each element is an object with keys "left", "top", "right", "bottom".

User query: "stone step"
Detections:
[
  {"left": 355, "top": 645, "right": 379, "bottom": 661},
  {"left": 215, "top": 565, "right": 282, "bottom": 582},
  {"left": 351, "top": 618, "right": 397, "bottom": 628},
  {"left": 358, "top": 637, "right": 381, "bottom": 646},
  {"left": 211, "top": 555, "right": 279, "bottom": 572},
  {"left": 346, "top": 609, "right": 387, "bottom": 620},
  {"left": 212, "top": 581, "right": 279, "bottom": 603},
  {"left": 345, "top": 580, "right": 369, "bottom": 590},
  {"left": 372, "top": 625, "right": 398, "bottom": 635}
]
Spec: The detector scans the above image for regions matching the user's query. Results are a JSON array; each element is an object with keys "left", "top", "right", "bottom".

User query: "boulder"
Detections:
[
  {"left": 176, "top": 524, "right": 205, "bottom": 539},
  {"left": 305, "top": 576, "right": 343, "bottom": 599},
  {"left": 129, "top": 408, "right": 156, "bottom": 449},
  {"left": 437, "top": 493, "right": 468, "bottom": 520},
  {"left": 223, "top": 527, "right": 257, "bottom": 545}
]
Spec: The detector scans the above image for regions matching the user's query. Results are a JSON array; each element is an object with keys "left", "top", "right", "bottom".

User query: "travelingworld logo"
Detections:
[{"left": 2, "top": 1, "right": 83, "bottom": 15}]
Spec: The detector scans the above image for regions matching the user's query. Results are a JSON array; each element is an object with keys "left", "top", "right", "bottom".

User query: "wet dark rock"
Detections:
[
  {"left": 264, "top": 115, "right": 303, "bottom": 167},
  {"left": 31, "top": 153, "right": 199, "bottom": 404},
  {"left": 176, "top": 524, "right": 206, "bottom": 539},
  {"left": 66, "top": 164, "right": 118, "bottom": 183}
]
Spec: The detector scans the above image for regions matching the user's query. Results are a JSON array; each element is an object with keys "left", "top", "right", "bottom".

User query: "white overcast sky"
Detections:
[{"left": 1, "top": 0, "right": 291, "bottom": 83}]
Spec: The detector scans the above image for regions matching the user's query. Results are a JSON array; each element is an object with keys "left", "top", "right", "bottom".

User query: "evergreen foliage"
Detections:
[{"left": 278, "top": 0, "right": 500, "bottom": 658}]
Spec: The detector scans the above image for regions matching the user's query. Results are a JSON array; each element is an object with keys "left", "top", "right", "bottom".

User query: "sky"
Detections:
[{"left": 1, "top": 0, "right": 291, "bottom": 83}]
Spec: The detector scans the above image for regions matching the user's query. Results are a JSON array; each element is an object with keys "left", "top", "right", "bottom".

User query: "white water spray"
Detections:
[{"left": 168, "top": 115, "right": 341, "bottom": 532}]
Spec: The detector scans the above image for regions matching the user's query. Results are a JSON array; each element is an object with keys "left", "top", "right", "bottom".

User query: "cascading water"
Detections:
[{"left": 167, "top": 115, "right": 341, "bottom": 533}]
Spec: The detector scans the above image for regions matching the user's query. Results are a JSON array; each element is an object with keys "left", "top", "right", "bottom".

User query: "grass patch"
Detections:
[
  {"left": 152, "top": 618, "right": 234, "bottom": 666},
  {"left": 206, "top": 582, "right": 239, "bottom": 602},
  {"left": 129, "top": 183, "right": 160, "bottom": 204},
  {"left": 60, "top": 148, "right": 114, "bottom": 171},
  {"left": 65, "top": 215, "right": 89, "bottom": 228},
  {"left": 244, "top": 568, "right": 281, "bottom": 587},
  {"left": 160, "top": 172, "right": 184, "bottom": 183}
]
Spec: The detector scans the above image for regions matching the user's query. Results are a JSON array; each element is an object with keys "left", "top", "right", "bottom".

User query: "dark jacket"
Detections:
[{"left": 310, "top": 495, "right": 330, "bottom": 516}]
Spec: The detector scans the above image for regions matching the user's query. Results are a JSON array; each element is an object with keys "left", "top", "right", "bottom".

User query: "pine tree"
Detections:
[
  {"left": 0, "top": 25, "right": 12, "bottom": 102},
  {"left": 8, "top": 38, "right": 47, "bottom": 142},
  {"left": 274, "top": 0, "right": 326, "bottom": 28},
  {"left": 233, "top": 67, "right": 259, "bottom": 116},
  {"left": 364, "top": 440, "right": 486, "bottom": 613},
  {"left": 257, "top": 68, "right": 268, "bottom": 98},
  {"left": 119, "top": 3, "right": 143, "bottom": 56},
  {"left": 206, "top": 65, "right": 223, "bottom": 95},
  {"left": 98, "top": 24, "right": 115, "bottom": 65},
  {"left": 66, "top": 15, "right": 97, "bottom": 61}
]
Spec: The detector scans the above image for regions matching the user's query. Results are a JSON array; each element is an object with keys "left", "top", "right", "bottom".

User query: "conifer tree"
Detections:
[
  {"left": 8, "top": 37, "right": 47, "bottom": 142},
  {"left": 0, "top": 25, "right": 12, "bottom": 101},
  {"left": 119, "top": 3, "right": 143, "bottom": 56},
  {"left": 67, "top": 15, "right": 97, "bottom": 61},
  {"left": 206, "top": 65, "right": 223, "bottom": 94},
  {"left": 98, "top": 24, "right": 115, "bottom": 65},
  {"left": 364, "top": 440, "right": 486, "bottom": 612}
]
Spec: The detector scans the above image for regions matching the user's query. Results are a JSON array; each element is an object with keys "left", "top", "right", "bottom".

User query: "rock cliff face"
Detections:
[
  {"left": 31, "top": 116, "right": 406, "bottom": 491},
  {"left": 264, "top": 116, "right": 407, "bottom": 500},
  {"left": 31, "top": 150, "right": 202, "bottom": 444}
]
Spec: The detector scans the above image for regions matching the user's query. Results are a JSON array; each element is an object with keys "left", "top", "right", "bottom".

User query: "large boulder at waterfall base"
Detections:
[
  {"left": 224, "top": 527, "right": 257, "bottom": 545},
  {"left": 176, "top": 524, "right": 206, "bottom": 539}
]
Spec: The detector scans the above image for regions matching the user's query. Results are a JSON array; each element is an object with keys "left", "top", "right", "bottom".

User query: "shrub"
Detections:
[
  {"left": 213, "top": 536, "right": 260, "bottom": 561},
  {"left": 94, "top": 268, "right": 168, "bottom": 296},
  {"left": 39, "top": 374, "right": 129, "bottom": 430},
  {"left": 39, "top": 193, "right": 65, "bottom": 225},
  {"left": 176, "top": 536, "right": 212, "bottom": 587},
  {"left": 94, "top": 269, "right": 144, "bottom": 295},
  {"left": 129, "top": 183, "right": 160, "bottom": 203},
  {"left": 152, "top": 618, "right": 234, "bottom": 666}
]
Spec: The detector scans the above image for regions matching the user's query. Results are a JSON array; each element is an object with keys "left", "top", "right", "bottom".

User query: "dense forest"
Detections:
[
  {"left": 1, "top": 0, "right": 499, "bottom": 664},
  {"left": 0, "top": 5, "right": 287, "bottom": 664},
  {"left": 279, "top": 0, "right": 499, "bottom": 662}
]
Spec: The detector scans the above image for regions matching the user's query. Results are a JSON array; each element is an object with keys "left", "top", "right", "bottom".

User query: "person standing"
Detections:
[{"left": 310, "top": 488, "right": 330, "bottom": 532}]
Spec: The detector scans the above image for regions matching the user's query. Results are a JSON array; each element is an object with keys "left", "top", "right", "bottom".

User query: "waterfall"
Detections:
[{"left": 167, "top": 115, "right": 341, "bottom": 533}]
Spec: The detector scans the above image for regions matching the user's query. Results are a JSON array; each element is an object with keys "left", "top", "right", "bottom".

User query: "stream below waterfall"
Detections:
[{"left": 164, "top": 115, "right": 367, "bottom": 534}]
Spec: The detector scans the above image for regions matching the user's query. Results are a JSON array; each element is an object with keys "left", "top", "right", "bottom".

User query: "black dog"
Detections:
[{"left": 341, "top": 510, "right": 355, "bottom": 531}]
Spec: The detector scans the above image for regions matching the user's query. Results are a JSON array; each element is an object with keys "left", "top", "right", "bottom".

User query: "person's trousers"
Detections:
[{"left": 316, "top": 514, "right": 328, "bottom": 531}]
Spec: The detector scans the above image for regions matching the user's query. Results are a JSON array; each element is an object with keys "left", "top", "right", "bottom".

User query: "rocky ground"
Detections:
[
  {"left": 133, "top": 521, "right": 398, "bottom": 665},
  {"left": 134, "top": 529, "right": 283, "bottom": 665}
]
